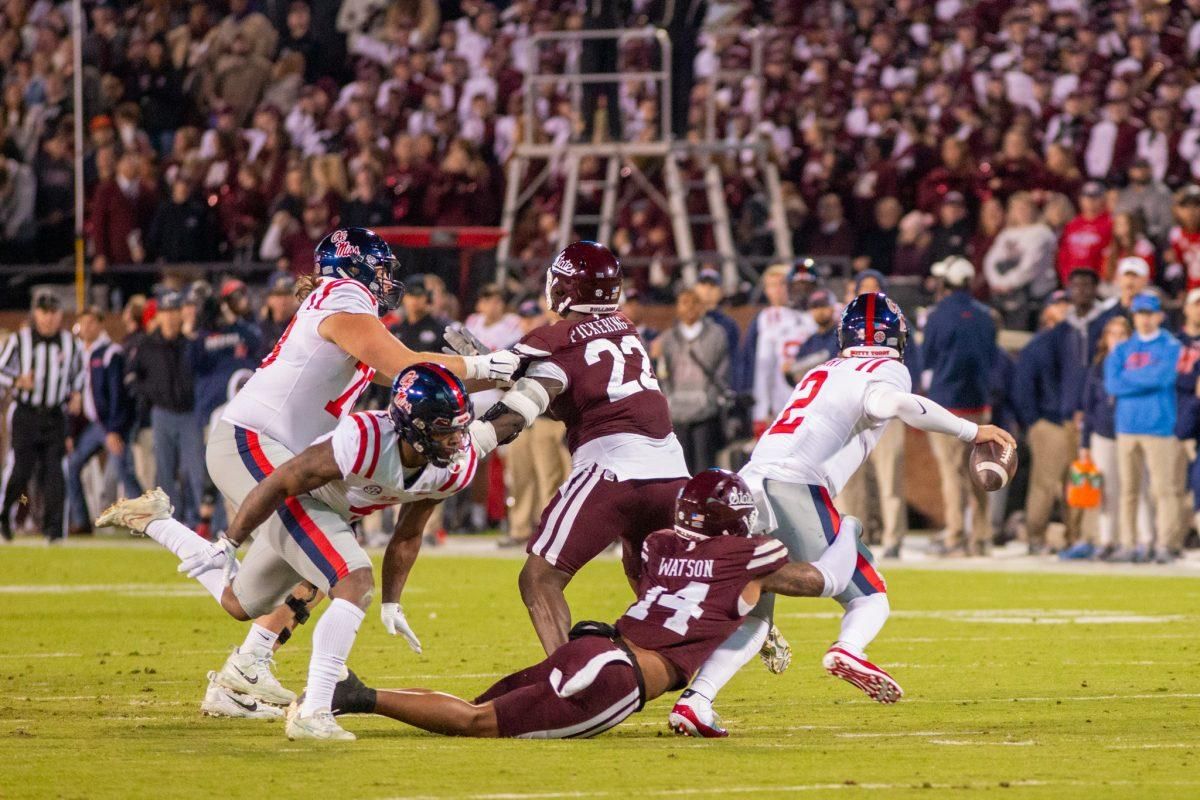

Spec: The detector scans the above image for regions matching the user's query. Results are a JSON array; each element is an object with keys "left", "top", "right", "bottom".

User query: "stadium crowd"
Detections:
[{"left": 1, "top": 0, "right": 1200, "bottom": 563}]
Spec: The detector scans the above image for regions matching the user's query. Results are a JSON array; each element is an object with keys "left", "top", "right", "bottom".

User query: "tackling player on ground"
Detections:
[
  {"left": 670, "top": 292, "right": 1017, "bottom": 737},
  {"left": 325, "top": 469, "right": 861, "bottom": 739},
  {"left": 459, "top": 241, "right": 691, "bottom": 654},
  {"left": 98, "top": 365, "right": 481, "bottom": 739}
]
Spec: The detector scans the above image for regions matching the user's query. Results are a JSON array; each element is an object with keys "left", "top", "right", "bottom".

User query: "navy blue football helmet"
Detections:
[
  {"left": 838, "top": 292, "right": 908, "bottom": 358},
  {"left": 388, "top": 364, "right": 474, "bottom": 468},
  {"left": 314, "top": 227, "right": 404, "bottom": 312}
]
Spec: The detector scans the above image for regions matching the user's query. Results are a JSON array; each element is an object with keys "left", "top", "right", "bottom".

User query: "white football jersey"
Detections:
[
  {"left": 223, "top": 278, "right": 379, "bottom": 455},
  {"left": 740, "top": 356, "right": 911, "bottom": 504},
  {"left": 752, "top": 306, "right": 818, "bottom": 421},
  {"left": 313, "top": 410, "right": 480, "bottom": 520}
]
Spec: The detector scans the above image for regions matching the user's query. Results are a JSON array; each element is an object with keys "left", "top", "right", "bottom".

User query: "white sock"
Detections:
[
  {"left": 145, "top": 518, "right": 225, "bottom": 603},
  {"left": 835, "top": 593, "right": 890, "bottom": 657},
  {"left": 687, "top": 616, "right": 769, "bottom": 704},
  {"left": 300, "top": 598, "right": 365, "bottom": 716},
  {"left": 239, "top": 623, "right": 278, "bottom": 659},
  {"left": 814, "top": 518, "right": 861, "bottom": 598}
]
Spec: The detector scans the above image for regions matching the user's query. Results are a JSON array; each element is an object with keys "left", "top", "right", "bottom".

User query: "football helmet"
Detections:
[
  {"left": 314, "top": 227, "right": 404, "bottom": 312},
  {"left": 838, "top": 291, "right": 908, "bottom": 359},
  {"left": 388, "top": 364, "right": 474, "bottom": 468},
  {"left": 544, "top": 240, "right": 622, "bottom": 315},
  {"left": 674, "top": 468, "right": 758, "bottom": 539}
]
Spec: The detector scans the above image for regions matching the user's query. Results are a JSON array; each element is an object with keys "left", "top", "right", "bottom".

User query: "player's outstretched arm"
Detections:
[
  {"left": 469, "top": 376, "right": 564, "bottom": 457},
  {"left": 320, "top": 312, "right": 519, "bottom": 383},
  {"left": 757, "top": 563, "right": 828, "bottom": 597},
  {"left": 760, "top": 516, "right": 862, "bottom": 598},
  {"left": 225, "top": 440, "right": 344, "bottom": 547},
  {"left": 863, "top": 384, "right": 1016, "bottom": 450},
  {"left": 379, "top": 499, "right": 439, "bottom": 653}
]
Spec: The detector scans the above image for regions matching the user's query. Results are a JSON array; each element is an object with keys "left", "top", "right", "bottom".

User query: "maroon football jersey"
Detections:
[
  {"left": 616, "top": 530, "right": 789, "bottom": 681},
  {"left": 515, "top": 313, "right": 674, "bottom": 452}
]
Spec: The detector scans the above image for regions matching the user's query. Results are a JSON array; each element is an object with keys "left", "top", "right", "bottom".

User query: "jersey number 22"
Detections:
[{"left": 585, "top": 335, "right": 660, "bottom": 402}]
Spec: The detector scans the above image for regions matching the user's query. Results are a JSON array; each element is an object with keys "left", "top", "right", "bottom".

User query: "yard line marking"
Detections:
[
  {"left": 776, "top": 609, "right": 1189, "bottom": 625},
  {"left": 0, "top": 583, "right": 205, "bottom": 595},
  {"left": 0, "top": 652, "right": 81, "bottom": 659},
  {"left": 928, "top": 739, "right": 1035, "bottom": 746},
  {"left": 1106, "top": 743, "right": 1198, "bottom": 750},
  {"left": 836, "top": 730, "right": 978, "bottom": 739}
]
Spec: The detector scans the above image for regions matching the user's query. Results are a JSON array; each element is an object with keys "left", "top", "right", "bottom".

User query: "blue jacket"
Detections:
[
  {"left": 921, "top": 290, "right": 996, "bottom": 411},
  {"left": 734, "top": 313, "right": 761, "bottom": 393},
  {"left": 1105, "top": 330, "right": 1182, "bottom": 437},
  {"left": 1056, "top": 300, "right": 1119, "bottom": 419},
  {"left": 84, "top": 336, "right": 133, "bottom": 434},
  {"left": 795, "top": 324, "right": 839, "bottom": 364},
  {"left": 190, "top": 320, "right": 261, "bottom": 423},
  {"left": 989, "top": 347, "right": 1018, "bottom": 433},
  {"left": 707, "top": 308, "right": 740, "bottom": 366},
  {"left": 1013, "top": 326, "right": 1066, "bottom": 428},
  {"left": 1080, "top": 360, "right": 1116, "bottom": 445},
  {"left": 1175, "top": 330, "right": 1200, "bottom": 439}
]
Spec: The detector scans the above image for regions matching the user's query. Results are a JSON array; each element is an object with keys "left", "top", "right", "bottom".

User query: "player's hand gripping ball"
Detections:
[{"left": 970, "top": 440, "right": 1018, "bottom": 492}]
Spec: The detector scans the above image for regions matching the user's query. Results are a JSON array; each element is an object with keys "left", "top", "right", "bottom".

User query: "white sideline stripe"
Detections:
[
  {"left": 776, "top": 608, "right": 1188, "bottom": 625},
  {"left": 0, "top": 583, "right": 205, "bottom": 595},
  {"left": 929, "top": 739, "right": 1035, "bottom": 746},
  {"left": 0, "top": 652, "right": 81, "bottom": 659},
  {"left": 1106, "top": 743, "right": 1199, "bottom": 750}
]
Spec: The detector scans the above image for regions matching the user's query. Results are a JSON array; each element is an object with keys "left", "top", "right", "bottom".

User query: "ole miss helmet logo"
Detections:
[
  {"left": 394, "top": 370, "right": 418, "bottom": 413},
  {"left": 331, "top": 229, "right": 361, "bottom": 258}
]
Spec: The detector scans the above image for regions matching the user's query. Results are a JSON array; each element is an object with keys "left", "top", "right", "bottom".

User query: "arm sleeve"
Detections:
[
  {"left": 863, "top": 382, "right": 979, "bottom": 442},
  {"left": 1115, "top": 341, "right": 1183, "bottom": 391},
  {"left": 1103, "top": 347, "right": 1137, "bottom": 397}
]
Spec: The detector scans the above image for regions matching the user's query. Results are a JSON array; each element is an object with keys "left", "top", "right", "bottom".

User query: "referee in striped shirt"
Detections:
[{"left": 0, "top": 292, "right": 84, "bottom": 541}]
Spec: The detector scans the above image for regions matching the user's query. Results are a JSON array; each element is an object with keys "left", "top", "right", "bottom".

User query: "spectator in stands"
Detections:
[
  {"left": 797, "top": 193, "right": 855, "bottom": 260},
  {"left": 986, "top": 307, "right": 1018, "bottom": 544},
  {"left": 259, "top": 198, "right": 329, "bottom": 276},
  {"left": 32, "top": 130, "right": 72, "bottom": 262},
  {"left": 258, "top": 274, "right": 298, "bottom": 356},
  {"left": 1057, "top": 181, "right": 1114, "bottom": 284},
  {"left": 388, "top": 275, "right": 447, "bottom": 353},
  {"left": 925, "top": 191, "right": 972, "bottom": 270},
  {"left": 892, "top": 210, "right": 932, "bottom": 278},
  {"left": 1104, "top": 211, "right": 1157, "bottom": 283},
  {"left": 423, "top": 139, "right": 496, "bottom": 226},
  {"left": 693, "top": 267, "right": 739, "bottom": 360},
  {"left": 983, "top": 192, "right": 1058, "bottom": 330},
  {"left": 1086, "top": 98, "right": 1138, "bottom": 181},
  {"left": 1043, "top": 143, "right": 1084, "bottom": 200},
  {"left": 1015, "top": 291, "right": 1079, "bottom": 555},
  {"left": 1115, "top": 159, "right": 1174, "bottom": 243},
  {"left": 917, "top": 137, "right": 976, "bottom": 213},
  {"left": 1112, "top": 256, "right": 1152, "bottom": 318},
  {"left": 622, "top": 287, "right": 658, "bottom": 347},
  {"left": 1067, "top": 315, "right": 1144, "bottom": 560},
  {"left": 922, "top": 256, "right": 996, "bottom": 556},
  {"left": 127, "top": 291, "right": 205, "bottom": 527},
  {"left": 853, "top": 197, "right": 902, "bottom": 274},
  {"left": 983, "top": 128, "right": 1045, "bottom": 202},
  {"left": 1167, "top": 186, "right": 1200, "bottom": 294},
  {"left": 341, "top": 165, "right": 394, "bottom": 229},
  {"left": 147, "top": 179, "right": 220, "bottom": 263},
  {"left": 0, "top": 153, "right": 35, "bottom": 263},
  {"left": 90, "top": 153, "right": 158, "bottom": 295},
  {"left": 970, "top": 197, "right": 1006, "bottom": 274},
  {"left": 210, "top": 36, "right": 273, "bottom": 125},
  {"left": 66, "top": 308, "right": 139, "bottom": 535},
  {"left": 1105, "top": 292, "right": 1185, "bottom": 562},
  {"left": 658, "top": 288, "right": 730, "bottom": 474},
  {"left": 1174, "top": 288, "right": 1200, "bottom": 545}
]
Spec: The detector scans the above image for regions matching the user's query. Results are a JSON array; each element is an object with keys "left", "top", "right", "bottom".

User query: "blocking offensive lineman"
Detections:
[
  {"left": 669, "top": 292, "right": 1017, "bottom": 737},
  {"left": 98, "top": 364, "right": 480, "bottom": 740},
  {"left": 459, "top": 241, "right": 691, "bottom": 655},
  {"left": 325, "top": 469, "right": 862, "bottom": 739}
]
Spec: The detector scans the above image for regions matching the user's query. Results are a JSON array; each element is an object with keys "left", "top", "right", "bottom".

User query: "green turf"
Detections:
[{"left": 1, "top": 544, "right": 1198, "bottom": 799}]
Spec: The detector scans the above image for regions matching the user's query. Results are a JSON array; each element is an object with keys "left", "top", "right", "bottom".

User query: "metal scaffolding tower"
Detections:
[{"left": 496, "top": 27, "right": 792, "bottom": 291}]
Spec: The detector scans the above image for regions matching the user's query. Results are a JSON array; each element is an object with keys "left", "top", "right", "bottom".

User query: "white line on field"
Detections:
[
  {"left": 835, "top": 730, "right": 978, "bottom": 738},
  {"left": 1106, "top": 743, "right": 1199, "bottom": 749},
  {"left": 0, "top": 652, "right": 81, "bottom": 659},
  {"left": 928, "top": 739, "right": 1035, "bottom": 746}
]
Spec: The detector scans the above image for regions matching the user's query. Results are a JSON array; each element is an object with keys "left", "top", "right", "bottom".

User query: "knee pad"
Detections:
[
  {"left": 284, "top": 594, "right": 311, "bottom": 626},
  {"left": 277, "top": 626, "right": 292, "bottom": 646}
]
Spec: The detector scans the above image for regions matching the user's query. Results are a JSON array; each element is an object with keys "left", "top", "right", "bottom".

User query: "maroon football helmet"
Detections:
[
  {"left": 674, "top": 469, "right": 759, "bottom": 539},
  {"left": 545, "top": 240, "right": 622, "bottom": 315}
]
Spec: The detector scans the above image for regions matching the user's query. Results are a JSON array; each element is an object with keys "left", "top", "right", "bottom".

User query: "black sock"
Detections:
[{"left": 331, "top": 668, "right": 377, "bottom": 716}]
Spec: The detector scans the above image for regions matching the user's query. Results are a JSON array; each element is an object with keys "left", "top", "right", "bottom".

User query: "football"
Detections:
[{"left": 970, "top": 440, "right": 1018, "bottom": 492}]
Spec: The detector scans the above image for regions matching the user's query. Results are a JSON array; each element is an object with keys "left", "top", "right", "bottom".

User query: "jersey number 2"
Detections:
[
  {"left": 585, "top": 335, "right": 660, "bottom": 402},
  {"left": 625, "top": 581, "right": 710, "bottom": 635},
  {"left": 766, "top": 370, "right": 827, "bottom": 436}
]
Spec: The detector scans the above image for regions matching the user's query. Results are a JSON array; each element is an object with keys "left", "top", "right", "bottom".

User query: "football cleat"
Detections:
[
  {"left": 213, "top": 648, "right": 297, "bottom": 706},
  {"left": 759, "top": 624, "right": 792, "bottom": 674},
  {"left": 200, "top": 672, "right": 284, "bottom": 719},
  {"left": 668, "top": 691, "right": 728, "bottom": 738},
  {"left": 94, "top": 487, "right": 173, "bottom": 534},
  {"left": 823, "top": 645, "right": 903, "bottom": 704},
  {"left": 285, "top": 702, "right": 356, "bottom": 741}
]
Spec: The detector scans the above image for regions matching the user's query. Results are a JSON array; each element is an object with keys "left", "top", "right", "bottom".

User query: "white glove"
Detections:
[
  {"left": 443, "top": 323, "right": 490, "bottom": 357},
  {"left": 380, "top": 602, "right": 423, "bottom": 653},
  {"left": 178, "top": 536, "right": 239, "bottom": 582},
  {"left": 463, "top": 350, "right": 521, "bottom": 382}
]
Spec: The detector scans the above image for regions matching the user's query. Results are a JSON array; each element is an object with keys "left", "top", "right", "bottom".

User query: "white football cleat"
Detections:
[
  {"left": 759, "top": 624, "right": 791, "bottom": 674},
  {"left": 95, "top": 488, "right": 173, "bottom": 534},
  {"left": 822, "top": 645, "right": 903, "bottom": 704},
  {"left": 213, "top": 648, "right": 297, "bottom": 706},
  {"left": 668, "top": 690, "right": 728, "bottom": 738},
  {"left": 285, "top": 702, "right": 356, "bottom": 741},
  {"left": 200, "top": 672, "right": 284, "bottom": 719}
]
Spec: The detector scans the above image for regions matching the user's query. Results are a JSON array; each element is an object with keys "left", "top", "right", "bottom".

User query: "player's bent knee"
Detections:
[
  {"left": 220, "top": 587, "right": 252, "bottom": 621},
  {"left": 330, "top": 567, "right": 374, "bottom": 610}
]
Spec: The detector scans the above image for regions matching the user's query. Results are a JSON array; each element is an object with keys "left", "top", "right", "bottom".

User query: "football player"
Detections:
[
  {"left": 123, "top": 228, "right": 518, "bottom": 719},
  {"left": 98, "top": 364, "right": 481, "bottom": 740},
  {"left": 670, "top": 292, "right": 1017, "bottom": 737},
  {"left": 457, "top": 241, "right": 691, "bottom": 655},
  {"left": 326, "top": 469, "right": 862, "bottom": 739}
]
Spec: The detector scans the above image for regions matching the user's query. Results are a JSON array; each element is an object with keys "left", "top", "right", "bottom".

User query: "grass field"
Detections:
[{"left": 1, "top": 543, "right": 1198, "bottom": 800}]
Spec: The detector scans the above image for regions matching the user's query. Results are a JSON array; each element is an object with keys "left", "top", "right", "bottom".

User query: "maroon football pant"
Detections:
[
  {"left": 475, "top": 637, "right": 642, "bottom": 739},
  {"left": 527, "top": 465, "right": 687, "bottom": 578}
]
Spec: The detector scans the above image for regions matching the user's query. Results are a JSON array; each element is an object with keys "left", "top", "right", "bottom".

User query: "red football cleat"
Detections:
[
  {"left": 668, "top": 697, "right": 728, "bottom": 738},
  {"left": 822, "top": 645, "right": 904, "bottom": 704}
]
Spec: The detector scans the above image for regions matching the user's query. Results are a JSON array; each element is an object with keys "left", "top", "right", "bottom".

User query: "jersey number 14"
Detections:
[{"left": 625, "top": 581, "right": 710, "bottom": 635}]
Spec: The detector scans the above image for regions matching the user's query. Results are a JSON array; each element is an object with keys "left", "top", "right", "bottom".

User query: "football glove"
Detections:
[
  {"left": 178, "top": 535, "right": 239, "bottom": 582},
  {"left": 443, "top": 323, "right": 490, "bottom": 357},
  {"left": 380, "top": 602, "right": 422, "bottom": 654}
]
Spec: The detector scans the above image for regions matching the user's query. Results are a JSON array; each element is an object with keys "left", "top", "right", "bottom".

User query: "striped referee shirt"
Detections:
[{"left": 0, "top": 326, "right": 85, "bottom": 410}]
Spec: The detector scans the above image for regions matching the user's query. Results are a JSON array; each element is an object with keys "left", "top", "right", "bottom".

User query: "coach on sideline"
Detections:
[{"left": 0, "top": 292, "right": 84, "bottom": 542}]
